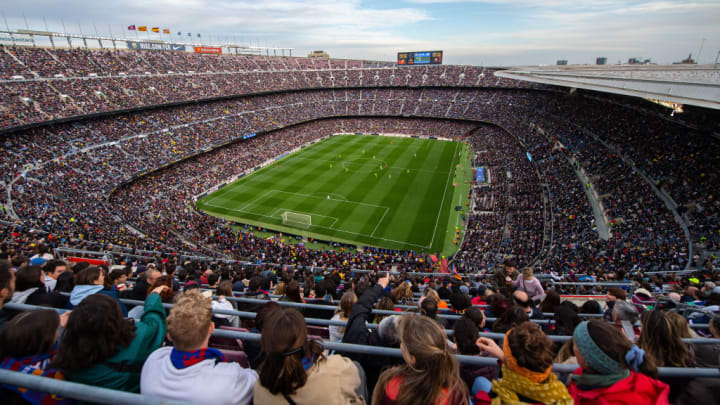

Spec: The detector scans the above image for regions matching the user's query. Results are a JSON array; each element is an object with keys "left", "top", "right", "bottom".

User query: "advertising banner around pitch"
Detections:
[
  {"left": 194, "top": 46, "right": 222, "bottom": 54},
  {"left": 126, "top": 41, "right": 186, "bottom": 52}
]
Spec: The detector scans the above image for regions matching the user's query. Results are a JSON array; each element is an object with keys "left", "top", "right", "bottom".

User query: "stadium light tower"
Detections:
[{"left": 697, "top": 38, "right": 706, "bottom": 63}]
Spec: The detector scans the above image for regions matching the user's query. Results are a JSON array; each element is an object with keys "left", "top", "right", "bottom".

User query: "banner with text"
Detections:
[
  {"left": 126, "top": 41, "right": 186, "bottom": 52},
  {"left": 194, "top": 46, "right": 222, "bottom": 54}
]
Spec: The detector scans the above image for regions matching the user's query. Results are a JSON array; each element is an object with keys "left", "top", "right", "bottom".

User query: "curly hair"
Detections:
[
  {"left": 507, "top": 322, "right": 555, "bottom": 373},
  {"left": 146, "top": 275, "right": 175, "bottom": 302},
  {"left": 50, "top": 294, "right": 136, "bottom": 371}
]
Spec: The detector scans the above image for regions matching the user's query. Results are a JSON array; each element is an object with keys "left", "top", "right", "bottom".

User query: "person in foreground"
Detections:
[
  {"left": 568, "top": 320, "right": 669, "bottom": 404},
  {"left": 373, "top": 315, "right": 469, "bottom": 405},
  {"left": 0, "top": 309, "right": 71, "bottom": 405},
  {"left": 140, "top": 289, "right": 257, "bottom": 404},
  {"left": 50, "top": 285, "right": 168, "bottom": 392},
  {"left": 476, "top": 321, "right": 572, "bottom": 404},
  {"left": 254, "top": 307, "right": 366, "bottom": 404}
]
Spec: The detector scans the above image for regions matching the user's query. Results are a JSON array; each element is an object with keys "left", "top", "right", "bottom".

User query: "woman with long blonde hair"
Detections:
[{"left": 373, "top": 315, "right": 468, "bottom": 405}]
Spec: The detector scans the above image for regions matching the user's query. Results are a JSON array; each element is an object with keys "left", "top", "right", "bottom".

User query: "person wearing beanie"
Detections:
[
  {"left": 476, "top": 322, "right": 572, "bottom": 404},
  {"left": 569, "top": 320, "right": 669, "bottom": 404}
]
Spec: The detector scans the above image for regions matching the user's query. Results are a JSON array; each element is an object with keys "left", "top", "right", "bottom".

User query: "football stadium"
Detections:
[{"left": 0, "top": 2, "right": 720, "bottom": 404}]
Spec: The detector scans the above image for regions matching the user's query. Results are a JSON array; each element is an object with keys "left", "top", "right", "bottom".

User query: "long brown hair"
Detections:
[
  {"left": 50, "top": 294, "right": 136, "bottom": 371},
  {"left": 585, "top": 319, "right": 658, "bottom": 377},
  {"left": 257, "top": 308, "right": 325, "bottom": 396},
  {"left": 638, "top": 310, "right": 694, "bottom": 367},
  {"left": 372, "top": 316, "right": 468, "bottom": 405}
]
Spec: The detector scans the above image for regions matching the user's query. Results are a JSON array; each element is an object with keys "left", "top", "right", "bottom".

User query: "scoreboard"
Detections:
[{"left": 398, "top": 51, "right": 443, "bottom": 65}]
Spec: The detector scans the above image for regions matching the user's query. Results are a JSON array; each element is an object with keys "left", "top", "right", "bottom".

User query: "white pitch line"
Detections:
[
  {"left": 428, "top": 142, "right": 459, "bottom": 248},
  {"left": 203, "top": 203, "right": 426, "bottom": 248},
  {"left": 269, "top": 189, "right": 390, "bottom": 209},
  {"left": 370, "top": 207, "right": 390, "bottom": 237}
]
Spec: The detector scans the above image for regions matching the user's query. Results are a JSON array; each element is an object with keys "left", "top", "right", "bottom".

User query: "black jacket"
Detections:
[
  {"left": 341, "top": 284, "right": 402, "bottom": 394},
  {"left": 303, "top": 299, "right": 336, "bottom": 320}
]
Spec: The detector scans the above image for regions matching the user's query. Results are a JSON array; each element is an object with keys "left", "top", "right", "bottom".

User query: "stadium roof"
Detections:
[{"left": 495, "top": 65, "right": 720, "bottom": 110}]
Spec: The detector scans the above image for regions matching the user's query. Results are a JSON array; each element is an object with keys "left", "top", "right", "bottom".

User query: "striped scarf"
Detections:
[
  {"left": 0, "top": 353, "right": 71, "bottom": 405},
  {"left": 170, "top": 347, "right": 226, "bottom": 369}
]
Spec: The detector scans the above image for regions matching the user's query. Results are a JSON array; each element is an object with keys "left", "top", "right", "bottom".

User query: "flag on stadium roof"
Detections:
[
  {"left": 187, "top": 32, "right": 192, "bottom": 36},
  {"left": 127, "top": 25, "right": 136, "bottom": 31},
  {"left": 138, "top": 26, "right": 147, "bottom": 32},
  {"left": 151, "top": 27, "right": 160, "bottom": 33},
  {"left": 163, "top": 28, "right": 170, "bottom": 34},
  {"left": 177, "top": 31, "right": 181, "bottom": 36}
]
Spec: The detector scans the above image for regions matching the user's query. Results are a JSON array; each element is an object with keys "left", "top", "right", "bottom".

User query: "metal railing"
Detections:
[{"left": 0, "top": 369, "right": 190, "bottom": 405}]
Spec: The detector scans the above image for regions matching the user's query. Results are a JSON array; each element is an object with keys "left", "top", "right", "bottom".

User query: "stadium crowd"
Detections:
[
  {"left": 0, "top": 84, "right": 710, "bottom": 279},
  {"left": 1, "top": 246, "right": 720, "bottom": 404},
  {"left": 1, "top": 46, "right": 720, "bottom": 402},
  {"left": 0, "top": 45, "right": 540, "bottom": 129}
]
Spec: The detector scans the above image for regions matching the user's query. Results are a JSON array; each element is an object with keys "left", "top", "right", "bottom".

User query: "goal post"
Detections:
[{"left": 281, "top": 211, "right": 312, "bottom": 228}]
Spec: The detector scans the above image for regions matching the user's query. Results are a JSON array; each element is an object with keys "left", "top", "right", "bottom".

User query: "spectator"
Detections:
[
  {"left": 373, "top": 296, "right": 396, "bottom": 324},
  {"left": 638, "top": 310, "right": 695, "bottom": 402},
  {"left": 419, "top": 296, "right": 447, "bottom": 329},
  {"left": 69, "top": 266, "right": 127, "bottom": 316},
  {"left": 666, "top": 311, "right": 718, "bottom": 368},
  {"left": 512, "top": 267, "right": 545, "bottom": 303},
  {"left": 491, "top": 306, "right": 529, "bottom": 333},
  {"left": 374, "top": 315, "right": 468, "bottom": 405},
  {"left": 579, "top": 300, "right": 602, "bottom": 315},
  {"left": 50, "top": 286, "right": 168, "bottom": 392},
  {"left": 109, "top": 268, "right": 129, "bottom": 292},
  {"left": 140, "top": 290, "right": 257, "bottom": 404},
  {"left": 452, "top": 317, "right": 498, "bottom": 397},
  {"left": 638, "top": 310, "right": 694, "bottom": 368},
  {"left": 463, "top": 307, "right": 487, "bottom": 331},
  {"left": 122, "top": 269, "right": 161, "bottom": 301},
  {"left": 512, "top": 290, "right": 543, "bottom": 319},
  {"left": 604, "top": 287, "right": 627, "bottom": 321},
  {"left": 329, "top": 291, "right": 357, "bottom": 342},
  {"left": 0, "top": 262, "right": 15, "bottom": 327},
  {"left": 477, "top": 322, "right": 572, "bottom": 403},
  {"left": 53, "top": 272, "right": 74, "bottom": 293},
  {"left": 254, "top": 307, "right": 366, "bottom": 404},
  {"left": 10, "top": 265, "right": 67, "bottom": 309},
  {"left": 212, "top": 280, "right": 239, "bottom": 327},
  {"left": 279, "top": 280, "right": 302, "bottom": 302},
  {"left": 237, "top": 276, "right": 270, "bottom": 313},
  {"left": 551, "top": 305, "right": 581, "bottom": 337},
  {"left": 568, "top": 320, "right": 669, "bottom": 404},
  {"left": 343, "top": 273, "right": 402, "bottom": 393},
  {"left": 0, "top": 309, "right": 71, "bottom": 405},
  {"left": 128, "top": 275, "right": 175, "bottom": 321},
  {"left": 539, "top": 289, "right": 561, "bottom": 313},
  {"left": 304, "top": 279, "right": 336, "bottom": 320},
  {"left": 612, "top": 300, "right": 640, "bottom": 343},
  {"left": 43, "top": 260, "right": 67, "bottom": 292}
]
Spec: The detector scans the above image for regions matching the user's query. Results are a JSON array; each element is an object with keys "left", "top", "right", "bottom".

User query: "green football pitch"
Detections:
[{"left": 196, "top": 134, "right": 473, "bottom": 256}]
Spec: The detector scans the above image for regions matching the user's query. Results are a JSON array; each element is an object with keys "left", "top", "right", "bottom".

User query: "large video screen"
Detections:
[{"left": 398, "top": 51, "right": 443, "bottom": 65}]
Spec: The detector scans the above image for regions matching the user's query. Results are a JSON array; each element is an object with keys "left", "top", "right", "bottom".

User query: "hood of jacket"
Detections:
[{"left": 70, "top": 284, "right": 104, "bottom": 306}]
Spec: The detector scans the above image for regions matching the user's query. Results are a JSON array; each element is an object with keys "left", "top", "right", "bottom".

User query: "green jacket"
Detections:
[{"left": 66, "top": 292, "right": 167, "bottom": 392}]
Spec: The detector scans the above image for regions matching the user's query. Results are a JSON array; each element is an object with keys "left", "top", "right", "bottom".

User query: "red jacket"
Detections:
[{"left": 568, "top": 368, "right": 670, "bottom": 405}]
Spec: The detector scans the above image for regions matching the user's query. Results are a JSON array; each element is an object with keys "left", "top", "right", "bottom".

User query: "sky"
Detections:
[{"left": 2, "top": 0, "right": 720, "bottom": 66}]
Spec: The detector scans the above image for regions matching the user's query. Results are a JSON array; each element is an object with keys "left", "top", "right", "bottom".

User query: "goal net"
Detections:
[{"left": 281, "top": 211, "right": 312, "bottom": 228}]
